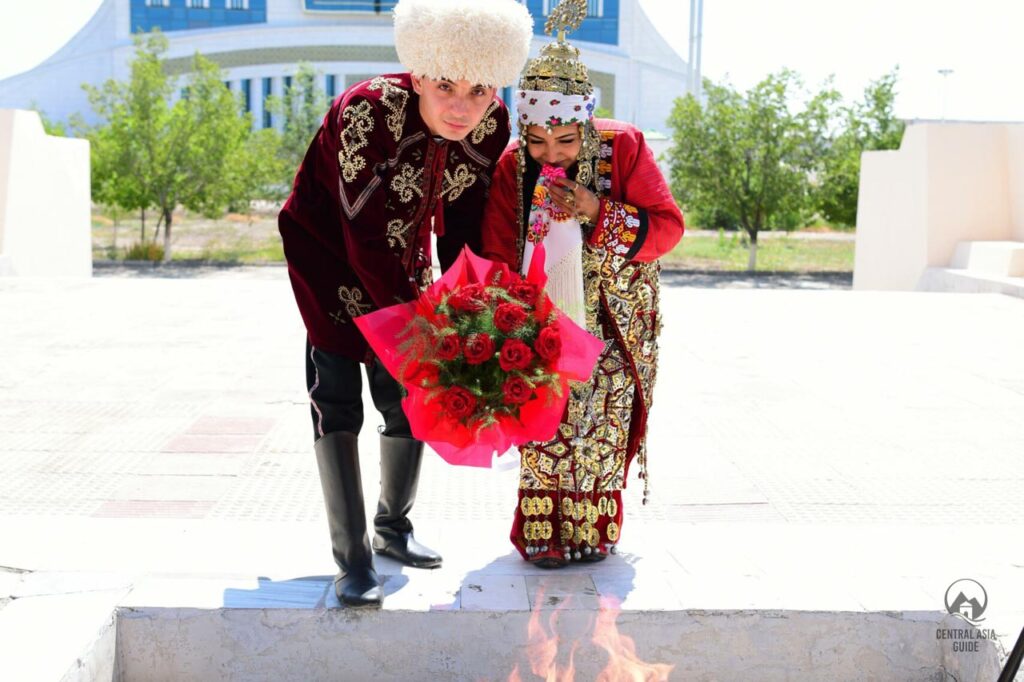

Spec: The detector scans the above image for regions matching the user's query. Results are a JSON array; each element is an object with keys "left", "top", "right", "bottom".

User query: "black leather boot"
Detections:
[
  {"left": 314, "top": 431, "right": 382, "bottom": 607},
  {"left": 372, "top": 435, "right": 442, "bottom": 568}
]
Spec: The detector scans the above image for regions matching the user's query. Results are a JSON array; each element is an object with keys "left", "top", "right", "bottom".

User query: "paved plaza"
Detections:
[{"left": 1, "top": 266, "right": 1022, "bottom": 680}]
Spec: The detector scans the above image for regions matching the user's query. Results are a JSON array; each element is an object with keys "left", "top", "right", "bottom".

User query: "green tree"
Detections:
[
  {"left": 266, "top": 62, "right": 327, "bottom": 183},
  {"left": 814, "top": 69, "right": 904, "bottom": 227},
  {"left": 223, "top": 127, "right": 290, "bottom": 219},
  {"left": 668, "top": 71, "right": 822, "bottom": 270},
  {"left": 84, "top": 31, "right": 254, "bottom": 261},
  {"left": 83, "top": 33, "right": 169, "bottom": 247}
]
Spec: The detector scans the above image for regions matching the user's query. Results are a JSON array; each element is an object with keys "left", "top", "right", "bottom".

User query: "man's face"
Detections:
[{"left": 411, "top": 75, "right": 497, "bottom": 141}]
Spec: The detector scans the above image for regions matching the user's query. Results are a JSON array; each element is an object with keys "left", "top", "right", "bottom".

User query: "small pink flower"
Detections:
[{"left": 540, "top": 164, "right": 567, "bottom": 180}]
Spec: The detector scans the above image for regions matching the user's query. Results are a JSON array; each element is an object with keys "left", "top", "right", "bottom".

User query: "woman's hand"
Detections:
[{"left": 548, "top": 177, "right": 600, "bottom": 225}]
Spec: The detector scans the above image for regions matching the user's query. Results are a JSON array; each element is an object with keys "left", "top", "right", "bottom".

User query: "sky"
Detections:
[{"left": 0, "top": 0, "right": 1021, "bottom": 122}]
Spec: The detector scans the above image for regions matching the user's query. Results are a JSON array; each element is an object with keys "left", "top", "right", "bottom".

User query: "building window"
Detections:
[
  {"left": 543, "top": 0, "right": 602, "bottom": 17},
  {"left": 284, "top": 75, "right": 293, "bottom": 94},
  {"left": 188, "top": 0, "right": 210, "bottom": 8},
  {"left": 262, "top": 77, "right": 273, "bottom": 128},
  {"left": 144, "top": 0, "right": 170, "bottom": 6},
  {"left": 326, "top": 74, "right": 336, "bottom": 98},
  {"left": 303, "top": 1, "right": 397, "bottom": 13},
  {"left": 241, "top": 79, "right": 252, "bottom": 112},
  {"left": 227, "top": 0, "right": 249, "bottom": 9}
]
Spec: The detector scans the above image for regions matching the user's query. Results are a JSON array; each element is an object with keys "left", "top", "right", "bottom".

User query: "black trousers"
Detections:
[{"left": 305, "top": 339, "right": 412, "bottom": 441}]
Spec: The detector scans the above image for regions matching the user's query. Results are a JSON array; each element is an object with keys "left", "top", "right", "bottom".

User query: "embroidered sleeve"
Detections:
[
  {"left": 331, "top": 95, "right": 419, "bottom": 307},
  {"left": 590, "top": 198, "right": 649, "bottom": 259},
  {"left": 336, "top": 95, "right": 389, "bottom": 220},
  {"left": 367, "top": 76, "right": 408, "bottom": 143}
]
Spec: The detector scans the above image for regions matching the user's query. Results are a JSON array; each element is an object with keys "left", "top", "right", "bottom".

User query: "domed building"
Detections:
[{"left": 0, "top": 0, "right": 689, "bottom": 134}]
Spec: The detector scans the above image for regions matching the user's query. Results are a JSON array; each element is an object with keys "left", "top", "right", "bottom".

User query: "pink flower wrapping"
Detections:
[{"left": 353, "top": 246, "right": 603, "bottom": 467}]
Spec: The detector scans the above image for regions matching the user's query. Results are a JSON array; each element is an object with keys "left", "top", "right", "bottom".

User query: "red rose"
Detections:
[
  {"left": 493, "top": 303, "right": 528, "bottom": 334},
  {"left": 501, "top": 376, "right": 532, "bottom": 405},
  {"left": 437, "top": 333, "right": 461, "bottom": 361},
  {"left": 499, "top": 338, "right": 534, "bottom": 371},
  {"left": 448, "top": 283, "right": 489, "bottom": 313},
  {"left": 403, "top": 359, "right": 439, "bottom": 387},
  {"left": 463, "top": 333, "right": 495, "bottom": 365},
  {"left": 441, "top": 386, "right": 477, "bottom": 420},
  {"left": 534, "top": 325, "right": 562, "bottom": 362},
  {"left": 508, "top": 281, "right": 540, "bottom": 306}
]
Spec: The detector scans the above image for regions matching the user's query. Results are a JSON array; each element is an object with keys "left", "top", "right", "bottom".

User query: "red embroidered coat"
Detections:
[
  {"left": 279, "top": 73, "right": 510, "bottom": 361},
  {"left": 480, "top": 119, "right": 683, "bottom": 268}
]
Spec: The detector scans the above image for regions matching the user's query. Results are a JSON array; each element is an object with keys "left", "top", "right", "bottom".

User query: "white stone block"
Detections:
[
  {"left": 951, "top": 240, "right": 1024, "bottom": 276},
  {"left": 0, "top": 109, "right": 91, "bottom": 277},
  {"left": 855, "top": 122, "right": 1024, "bottom": 294}
]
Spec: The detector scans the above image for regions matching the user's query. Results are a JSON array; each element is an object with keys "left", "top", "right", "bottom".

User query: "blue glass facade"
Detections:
[
  {"left": 130, "top": 0, "right": 617, "bottom": 45},
  {"left": 130, "top": 0, "right": 267, "bottom": 33},
  {"left": 303, "top": 0, "right": 397, "bottom": 12},
  {"left": 524, "top": 0, "right": 619, "bottom": 46}
]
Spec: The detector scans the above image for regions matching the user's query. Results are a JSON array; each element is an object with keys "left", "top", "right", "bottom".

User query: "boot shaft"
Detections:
[
  {"left": 374, "top": 434, "right": 425, "bottom": 533},
  {"left": 314, "top": 431, "right": 373, "bottom": 571}
]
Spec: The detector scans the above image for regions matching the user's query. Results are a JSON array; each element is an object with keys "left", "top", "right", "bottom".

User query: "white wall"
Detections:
[
  {"left": 854, "top": 122, "right": 1024, "bottom": 291},
  {"left": 0, "top": 110, "right": 92, "bottom": 277}
]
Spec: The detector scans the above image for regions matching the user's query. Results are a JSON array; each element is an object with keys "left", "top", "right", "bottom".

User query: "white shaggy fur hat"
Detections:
[{"left": 393, "top": 0, "right": 534, "bottom": 88}]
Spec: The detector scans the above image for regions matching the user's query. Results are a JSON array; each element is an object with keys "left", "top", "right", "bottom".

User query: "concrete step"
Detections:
[
  {"left": 950, "top": 240, "right": 1024, "bottom": 276},
  {"left": 918, "top": 266, "right": 1024, "bottom": 298},
  {"left": 3, "top": 564, "right": 1007, "bottom": 682},
  {"left": 114, "top": 594, "right": 1000, "bottom": 682}
]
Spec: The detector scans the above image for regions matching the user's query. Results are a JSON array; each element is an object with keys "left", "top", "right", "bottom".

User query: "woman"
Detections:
[{"left": 481, "top": 5, "right": 684, "bottom": 568}]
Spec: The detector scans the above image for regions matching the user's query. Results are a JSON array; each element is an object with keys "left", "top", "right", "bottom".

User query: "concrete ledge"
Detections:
[
  {"left": 114, "top": 602, "right": 999, "bottom": 681},
  {"left": 950, "top": 240, "right": 1024, "bottom": 276},
  {"left": 3, "top": 565, "right": 1004, "bottom": 682},
  {"left": 918, "top": 266, "right": 1024, "bottom": 298}
]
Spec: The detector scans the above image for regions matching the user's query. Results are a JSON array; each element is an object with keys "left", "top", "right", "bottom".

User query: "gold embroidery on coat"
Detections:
[
  {"left": 390, "top": 163, "right": 424, "bottom": 203},
  {"left": 368, "top": 76, "right": 408, "bottom": 142},
  {"left": 338, "top": 100, "right": 374, "bottom": 183},
  {"left": 337, "top": 285, "right": 372, "bottom": 317},
  {"left": 386, "top": 219, "right": 409, "bottom": 249},
  {"left": 470, "top": 101, "right": 500, "bottom": 144},
  {"left": 441, "top": 163, "right": 477, "bottom": 202}
]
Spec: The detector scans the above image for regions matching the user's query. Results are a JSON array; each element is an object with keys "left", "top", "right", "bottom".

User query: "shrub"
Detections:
[{"left": 124, "top": 241, "right": 165, "bottom": 261}]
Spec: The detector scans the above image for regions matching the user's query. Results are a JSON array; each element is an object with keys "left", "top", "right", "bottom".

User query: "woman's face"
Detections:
[{"left": 524, "top": 124, "right": 582, "bottom": 169}]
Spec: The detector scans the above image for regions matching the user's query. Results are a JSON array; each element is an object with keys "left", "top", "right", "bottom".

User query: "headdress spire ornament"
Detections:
[
  {"left": 545, "top": 0, "right": 588, "bottom": 44},
  {"left": 519, "top": 0, "right": 593, "bottom": 96}
]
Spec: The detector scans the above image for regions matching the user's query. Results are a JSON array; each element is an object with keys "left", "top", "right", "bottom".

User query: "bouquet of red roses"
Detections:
[{"left": 354, "top": 245, "right": 603, "bottom": 467}]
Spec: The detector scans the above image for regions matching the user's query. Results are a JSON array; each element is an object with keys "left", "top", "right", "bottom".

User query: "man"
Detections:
[{"left": 278, "top": 0, "right": 532, "bottom": 607}]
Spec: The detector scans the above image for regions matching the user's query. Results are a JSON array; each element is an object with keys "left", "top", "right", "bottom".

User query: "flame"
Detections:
[
  {"left": 506, "top": 590, "right": 671, "bottom": 682},
  {"left": 510, "top": 586, "right": 578, "bottom": 682},
  {"left": 593, "top": 597, "right": 673, "bottom": 681}
]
